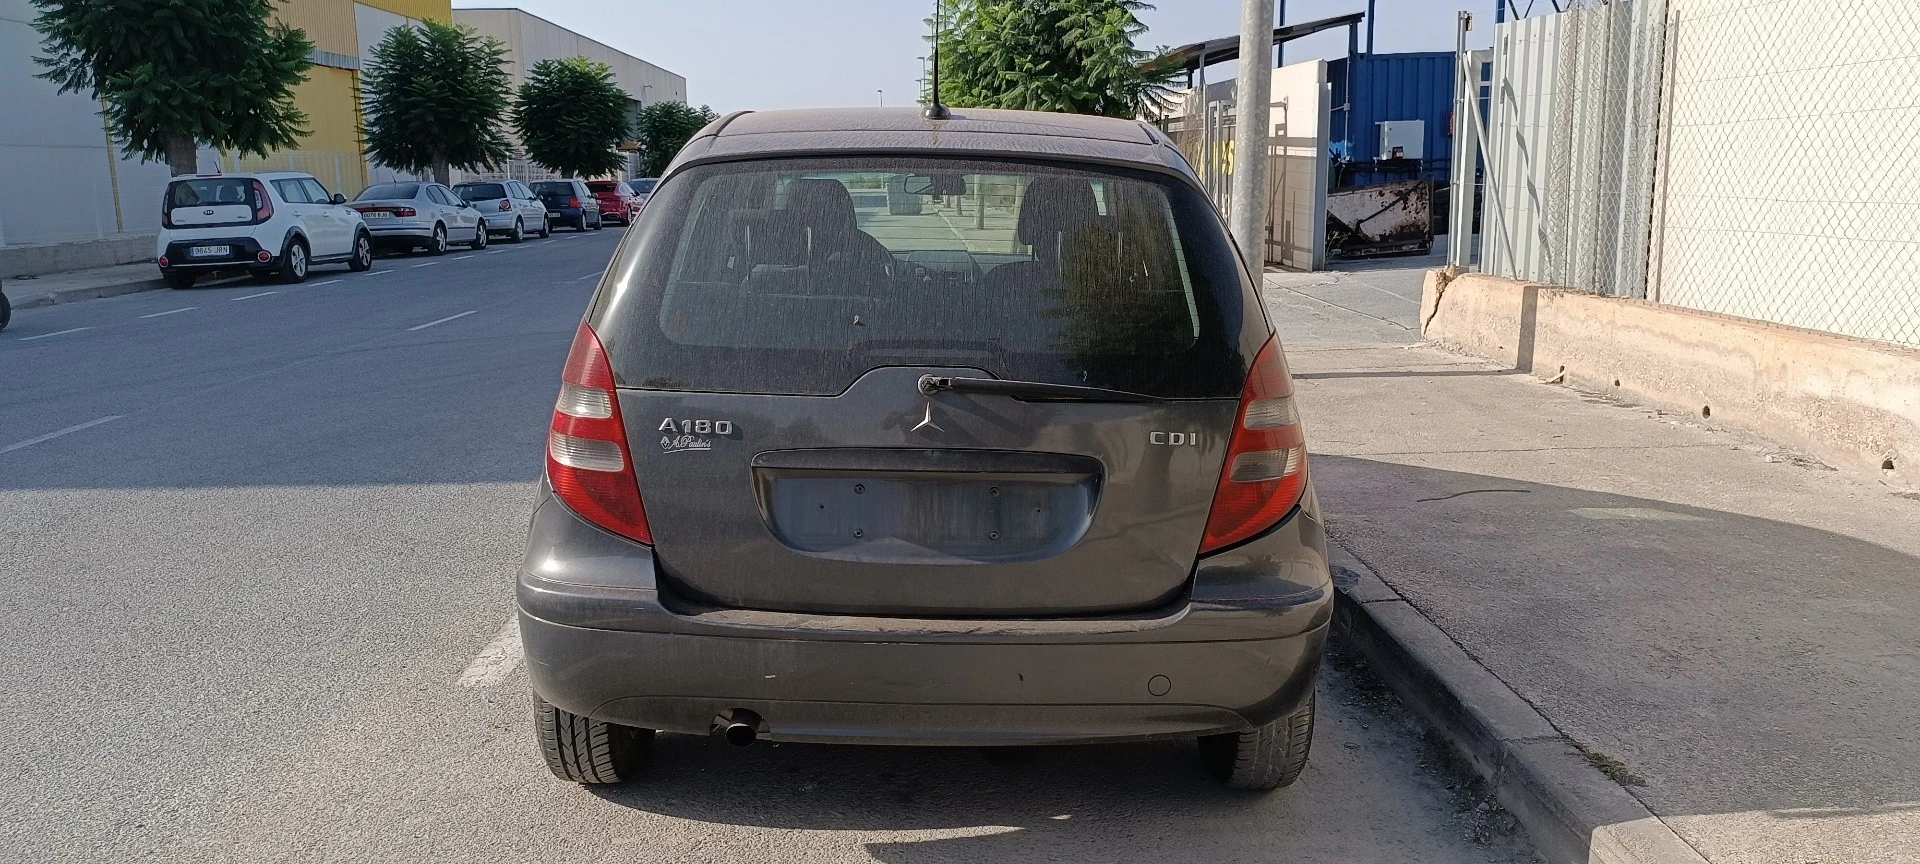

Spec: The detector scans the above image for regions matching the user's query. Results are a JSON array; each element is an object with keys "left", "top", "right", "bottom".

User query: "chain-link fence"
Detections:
[
  {"left": 1650, "top": 0, "right": 1920, "bottom": 346},
  {"left": 1472, "top": 0, "right": 1920, "bottom": 347},
  {"left": 1478, "top": 0, "right": 1667, "bottom": 299}
]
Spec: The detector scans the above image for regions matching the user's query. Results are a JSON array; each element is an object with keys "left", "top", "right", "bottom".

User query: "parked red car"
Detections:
[{"left": 587, "top": 180, "right": 641, "bottom": 226}]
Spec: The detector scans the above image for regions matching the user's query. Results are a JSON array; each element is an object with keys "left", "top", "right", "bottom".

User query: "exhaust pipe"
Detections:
[
  {"left": 713, "top": 708, "right": 764, "bottom": 747},
  {"left": 723, "top": 722, "right": 758, "bottom": 747}
]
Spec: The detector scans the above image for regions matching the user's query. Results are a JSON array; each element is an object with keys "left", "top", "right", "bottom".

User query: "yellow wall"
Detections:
[
  {"left": 275, "top": 0, "right": 358, "bottom": 56},
  {"left": 359, "top": 0, "right": 451, "bottom": 23}
]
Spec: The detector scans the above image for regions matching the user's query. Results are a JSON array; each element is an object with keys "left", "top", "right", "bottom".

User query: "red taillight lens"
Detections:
[
  {"left": 1199, "top": 336, "right": 1308, "bottom": 555},
  {"left": 546, "top": 322, "right": 651, "bottom": 544},
  {"left": 395, "top": 206, "right": 416, "bottom": 217},
  {"left": 251, "top": 180, "right": 273, "bottom": 222},
  {"left": 499, "top": 199, "right": 513, "bottom": 211},
  {"left": 569, "top": 196, "right": 581, "bottom": 208}
]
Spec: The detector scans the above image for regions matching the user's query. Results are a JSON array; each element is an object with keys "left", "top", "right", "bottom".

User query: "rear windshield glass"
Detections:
[
  {"left": 592, "top": 157, "right": 1249, "bottom": 398},
  {"left": 456, "top": 183, "right": 506, "bottom": 201},
  {"left": 530, "top": 181, "right": 575, "bottom": 196},
  {"left": 632, "top": 179, "right": 658, "bottom": 194},
  {"left": 357, "top": 183, "right": 419, "bottom": 201},
  {"left": 167, "top": 178, "right": 256, "bottom": 209},
  {"left": 587, "top": 181, "right": 618, "bottom": 193}
]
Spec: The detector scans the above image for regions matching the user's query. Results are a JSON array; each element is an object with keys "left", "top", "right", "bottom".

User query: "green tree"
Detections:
[
  {"left": 31, "top": 0, "right": 313, "bottom": 176},
  {"left": 362, "top": 20, "right": 513, "bottom": 186},
  {"left": 934, "top": 0, "right": 1182, "bottom": 118},
  {"left": 513, "top": 57, "right": 632, "bottom": 179},
  {"left": 630, "top": 101, "right": 718, "bottom": 178}
]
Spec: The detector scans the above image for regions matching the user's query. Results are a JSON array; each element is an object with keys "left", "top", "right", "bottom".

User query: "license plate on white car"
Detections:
[
  {"left": 188, "top": 245, "right": 230, "bottom": 257},
  {"left": 362, "top": 211, "right": 392, "bottom": 218}
]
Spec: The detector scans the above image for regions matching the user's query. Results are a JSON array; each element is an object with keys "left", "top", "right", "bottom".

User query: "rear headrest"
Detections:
[
  {"left": 730, "top": 209, "right": 807, "bottom": 266},
  {"left": 1016, "top": 177, "right": 1100, "bottom": 248},
  {"left": 784, "top": 178, "right": 858, "bottom": 235}
]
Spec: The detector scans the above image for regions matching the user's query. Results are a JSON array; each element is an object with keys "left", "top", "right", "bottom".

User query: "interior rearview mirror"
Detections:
[{"left": 901, "top": 173, "right": 968, "bottom": 197}]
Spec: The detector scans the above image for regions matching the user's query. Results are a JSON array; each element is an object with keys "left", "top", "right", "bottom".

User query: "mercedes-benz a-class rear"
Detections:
[{"left": 519, "top": 108, "right": 1331, "bottom": 790}]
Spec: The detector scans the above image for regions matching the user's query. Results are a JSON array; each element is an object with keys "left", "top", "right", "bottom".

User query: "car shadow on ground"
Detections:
[{"left": 1310, "top": 453, "right": 1920, "bottom": 857}]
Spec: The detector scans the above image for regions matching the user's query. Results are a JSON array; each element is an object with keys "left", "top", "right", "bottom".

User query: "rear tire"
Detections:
[
  {"left": 165, "top": 272, "right": 197, "bottom": 290},
  {"left": 537, "top": 216, "right": 553, "bottom": 238},
  {"left": 347, "top": 232, "right": 374, "bottom": 272},
  {"left": 535, "top": 694, "right": 652, "bottom": 784},
  {"left": 428, "top": 224, "right": 449, "bottom": 255},
  {"left": 469, "top": 223, "right": 488, "bottom": 250},
  {"left": 508, "top": 218, "right": 525, "bottom": 244},
  {"left": 592, "top": 214, "right": 605, "bottom": 231},
  {"left": 1199, "top": 690, "right": 1315, "bottom": 790},
  {"left": 276, "top": 239, "right": 309, "bottom": 284},
  {"left": 0, "top": 288, "right": 11, "bottom": 332}
]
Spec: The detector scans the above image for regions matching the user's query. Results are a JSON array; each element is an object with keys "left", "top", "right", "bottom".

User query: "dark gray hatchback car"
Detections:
[{"left": 521, "top": 107, "right": 1331, "bottom": 790}]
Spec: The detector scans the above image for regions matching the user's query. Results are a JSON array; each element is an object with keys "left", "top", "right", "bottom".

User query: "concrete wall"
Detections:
[
  {"left": 0, "top": 0, "right": 174, "bottom": 257},
  {"left": 1421, "top": 270, "right": 1920, "bottom": 488},
  {"left": 1653, "top": 0, "right": 1920, "bottom": 347},
  {"left": 1267, "top": 60, "right": 1329, "bottom": 272}
]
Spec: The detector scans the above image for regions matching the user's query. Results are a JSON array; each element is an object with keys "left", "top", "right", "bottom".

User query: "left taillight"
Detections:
[
  {"left": 251, "top": 179, "right": 273, "bottom": 223},
  {"left": 1199, "top": 336, "right": 1308, "bottom": 555},
  {"left": 546, "top": 321, "right": 651, "bottom": 544}
]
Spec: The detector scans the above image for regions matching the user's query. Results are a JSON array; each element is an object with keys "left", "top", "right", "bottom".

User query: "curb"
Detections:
[
  {"left": 1329, "top": 543, "right": 1710, "bottom": 864},
  {"left": 10, "top": 277, "right": 166, "bottom": 311}
]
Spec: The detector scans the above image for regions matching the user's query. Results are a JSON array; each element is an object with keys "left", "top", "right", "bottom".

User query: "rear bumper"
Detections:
[
  {"left": 480, "top": 212, "right": 521, "bottom": 230},
  {"left": 158, "top": 236, "right": 271, "bottom": 271},
  {"left": 518, "top": 494, "right": 1333, "bottom": 746}
]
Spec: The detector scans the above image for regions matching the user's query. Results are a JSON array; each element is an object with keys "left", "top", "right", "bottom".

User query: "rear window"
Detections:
[
  {"left": 632, "top": 179, "right": 658, "bottom": 194},
  {"left": 357, "top": 183, "right": 418, "bottom": 201},
  {"left": 167, "top": 178, "right": 257, "bottom": 209},
  {"left": 530, "top": 181, "right": 575, "bottom": 196},
  {"left": 456, "top": 183, "right": 506, "bottom": 201},
  {"left": 587, "top": 181, "right": 618, "bottom": 193},
  {"left": 592, "top": 157, "right": 1250, "bottom": 398}
]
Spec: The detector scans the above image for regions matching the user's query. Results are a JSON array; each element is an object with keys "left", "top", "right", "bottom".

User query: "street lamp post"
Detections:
[
  {"left": 877, "top": 89, "right": 885, "bottom": 107},
  {"left": 1228, "top": 0, "right": 1275, "bottom": 272}
]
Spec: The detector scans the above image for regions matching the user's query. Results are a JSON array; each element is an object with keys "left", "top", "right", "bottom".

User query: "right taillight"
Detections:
[
  {"left": 546, "top": 322, "right": 652, "bottom": 544},
  {"left": 499, "top": 199, "right": 513, "bottom": 211},
  {"left": 1199, "top": 336, "right": 1308, "bottom": 554},
  {"left": 251, "top": 179, "right": 273, "bottom": 223}
]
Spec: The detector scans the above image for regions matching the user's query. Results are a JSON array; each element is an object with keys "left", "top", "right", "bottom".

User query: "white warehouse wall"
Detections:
[{"left": 0, "top": 0, "right": 174, "bottom": 250}]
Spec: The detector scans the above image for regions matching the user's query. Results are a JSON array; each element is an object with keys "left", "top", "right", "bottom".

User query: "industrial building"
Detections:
[{"left": 0, "top": 1, "right": 681, "bottom": 276}]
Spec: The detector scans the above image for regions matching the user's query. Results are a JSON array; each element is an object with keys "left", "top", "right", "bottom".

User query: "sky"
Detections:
[{"left": 449, "top": 1, "right": 1497, "bottom": 113}]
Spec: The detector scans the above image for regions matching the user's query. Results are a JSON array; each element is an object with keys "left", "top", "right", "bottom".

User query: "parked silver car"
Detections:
[
  {"left": 520, "top": 108, "right": 1331, "bottom": 791},
  {"left": 351, "top": 182, "right": 488, "bottom": 254},
  {"left": 453, "top": 179, "right": 553, "bottom": 243}
]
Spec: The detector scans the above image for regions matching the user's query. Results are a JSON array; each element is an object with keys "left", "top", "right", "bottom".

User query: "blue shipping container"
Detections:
[{"left": 1328, "top": 52, "right": 1456, "bottom": 188}]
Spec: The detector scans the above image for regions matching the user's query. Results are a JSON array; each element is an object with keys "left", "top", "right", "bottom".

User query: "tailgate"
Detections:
[{"left": 623, "top": 367, "right": 1237, "bottom": 617}]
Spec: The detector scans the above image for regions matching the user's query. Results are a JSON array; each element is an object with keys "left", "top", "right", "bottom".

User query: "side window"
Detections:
[
  {"left": 301, "top": 178, "right": 332, "bottom": 204},
  {"left": 431, "top": 186, "right": 456, "bottom": 206},
  {"left": 272, "top": 179, "right": 310, "bottom": 204},
  {"left": 510, "top": 182, "right": 529, "bottom": 199},
  {"left": 618, "top": 183, "right": 633, "bottom": 195}
]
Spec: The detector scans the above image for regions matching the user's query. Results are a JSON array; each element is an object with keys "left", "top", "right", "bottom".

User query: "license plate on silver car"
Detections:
[{"left": 188, "top": 245, "right": 230, "bottom": 257}]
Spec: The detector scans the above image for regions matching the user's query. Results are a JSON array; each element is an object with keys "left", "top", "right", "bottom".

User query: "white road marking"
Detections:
[
  {"left": 485, "top": 249, "right": 507, "bottom": 255},
  {"left": 311, "top": 279, "right": 343, "bottom": 286},
  {"left": 140, "top": 307, "right": 197, "bottom": 319},
  {"left": 411, "top": 261, "right": 441, "bottom": 268},
  {"left": 573, "top": 270, "right": 604, "bottom": 281},
  {"left": 0, "top": 415, "right": 122, "bottom": 455},
  {"left": 229, "top": 291, "right": 278, "bottom": 302},
  {"left": 16, "top": 327, "right": 92, "bottom": 341},
  {"left": 451, "top": 255, "right": 474, "bottom": 261},
  {"left": 457, "top": 617, "right": 523, "bottom": 688},
  {"left": 361, "top": 269, "right": 395, "bottom": 277},
  {"left": 407, "top": 310, "right": 478, "bottom": 331}
]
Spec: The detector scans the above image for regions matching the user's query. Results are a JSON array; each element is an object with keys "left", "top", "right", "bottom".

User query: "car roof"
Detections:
[
  {"left": 665, "top": 107, "right": 1195, "bottom": 180},
  {"left": 170, "top": 171, "right": 312, "bottom": 181}
]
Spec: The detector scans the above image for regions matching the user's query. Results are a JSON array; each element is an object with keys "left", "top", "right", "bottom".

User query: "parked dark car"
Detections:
[
  {"left": 520, "top": 108, "right": 1330, "bottom": 791},
  {"left": 587, "top": 180, "right": 641, "bottom": 226},
  {"left": 0, "top": 279, "right": 10, "bottom": 333},
  {"left": 529, "top": 179, "right": 603, "bottom": 232}
]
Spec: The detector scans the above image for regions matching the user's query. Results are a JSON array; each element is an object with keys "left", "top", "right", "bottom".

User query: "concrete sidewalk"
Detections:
[
  {"left": 2, "top": 261, "right": 165, "bottom": 310},
  {"left": 1283, "top": 307, "right": 1920, "bottom": 862}
]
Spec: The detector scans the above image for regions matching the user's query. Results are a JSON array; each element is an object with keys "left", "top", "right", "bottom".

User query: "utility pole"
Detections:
[
  {"left": 1228, "top": 0, "right": 1275, "bottom": 272},
  {"left": 878, "top": 89, "right": 885, "bottom": 107}
]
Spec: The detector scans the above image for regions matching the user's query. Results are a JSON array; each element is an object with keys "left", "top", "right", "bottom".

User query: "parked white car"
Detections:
[{"left": 156, "top": 171, "right": 373, "bottom": 289}]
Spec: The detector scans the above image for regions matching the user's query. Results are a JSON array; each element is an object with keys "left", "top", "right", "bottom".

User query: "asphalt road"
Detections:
[{"left": 0, "top": 231, "right": 1533, "bottom": 863}]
